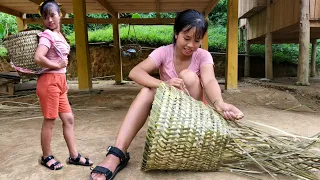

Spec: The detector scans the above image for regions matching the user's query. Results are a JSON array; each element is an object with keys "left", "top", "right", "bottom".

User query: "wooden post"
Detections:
[
  {"left": 245, "top": 39, "right": 250, "bottom": 77},
  {"left": 225, "top": 0, "right": 238, "bottom": 90},
  {"left": 239, "top": 27, "right": 244, "bottom": 47},
  {"left": 202, "top": 15, "right": 209, "bottom": 50},
  {"left": 113, "top": 13, "right": 123, "bottom": 84},
  {"left": 72, "top": 0, "right": 92, "bottom": 90},
  {"left": 310, "top": 39, "right": 317, "bottom": 77},
  {"left": 265, "top": 0, "right": 273, "bottom": 79},
  {"left": 16, "top": 16, "right": 27, "bottom": 31},
  {"left": 297, "top": 0, "right": 310, "bottom": 85}
]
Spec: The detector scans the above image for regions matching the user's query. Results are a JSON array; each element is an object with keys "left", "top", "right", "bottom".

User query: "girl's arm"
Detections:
[
  {"left": 34, "top": 45, "right": 66, "bottom": 69},
  {"left": 200, "top": 64, "right": 223, "bottom": 107},
  {"left": 129, "top": 57, "right": 162, "bottom": 88}
]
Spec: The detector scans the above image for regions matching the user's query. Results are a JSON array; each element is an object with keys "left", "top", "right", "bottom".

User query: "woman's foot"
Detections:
[
  {"left": 91, "top": 146, "right": 130, "bottom": 180},
  {"left": 41, "top": 155, "right": 63, "bottom": 170},
  {"left": 91, "top": 154, "right": 120, "bottom": 180}
]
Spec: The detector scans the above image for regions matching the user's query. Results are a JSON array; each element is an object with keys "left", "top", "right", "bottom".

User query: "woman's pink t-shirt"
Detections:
[
  {"left": 149, "top": 44, "right": 214, "bottom": 81},
  {"left": 38, "top": 29, "right": 70, "bottom": 74}
]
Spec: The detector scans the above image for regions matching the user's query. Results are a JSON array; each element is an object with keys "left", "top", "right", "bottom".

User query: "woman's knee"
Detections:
[
  {"left": 139, "top": 87, "right": 156, "bottom": 103},
  {"left": 179, "top": 69, "right": 200, "bottom": 86}
]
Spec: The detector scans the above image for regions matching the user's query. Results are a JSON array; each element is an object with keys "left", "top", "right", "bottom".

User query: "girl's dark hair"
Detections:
[
  {"left": 173, "top": 9, "right": 208, "bottom": 43},
  {"left": 40, "top": 0, "right": 60, "bottom": 18}
]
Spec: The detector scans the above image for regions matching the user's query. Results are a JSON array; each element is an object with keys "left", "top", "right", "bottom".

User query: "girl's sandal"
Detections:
[
  {"left": 40, "top": 155, "right": 63, "bottom": 170},
  {"left": 90, "top": 146, "right": 130, "bottom": 180},
  {"left": 67, "top": 153, "right": 93, "bottom": 166}
]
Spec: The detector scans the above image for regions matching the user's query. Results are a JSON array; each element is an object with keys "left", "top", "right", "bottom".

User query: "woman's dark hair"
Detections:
[
  {"left": 40, "top": 0, "right": 60, "bottom": 18},
  {"left": 173, "top": 9, "right": 208, "bottom": 43}
]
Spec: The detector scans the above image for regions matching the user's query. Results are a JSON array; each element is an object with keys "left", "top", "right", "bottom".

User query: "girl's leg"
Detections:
[
  {"left": 59, "top": 112, "right": 93, "bottom": 165},
  {"left": 179, "top": 69, "right": 203, "bottom": 100},
  {"left": 91, "top": 87, "right": 156, "bottom": 180},
  {"left": 41, "top": 118, "right": 63, "bottom": 169}
]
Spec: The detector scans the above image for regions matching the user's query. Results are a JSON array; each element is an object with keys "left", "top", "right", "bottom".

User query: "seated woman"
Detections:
[{"left": 90, "top": 9, "right": 244, "bottom": 180}]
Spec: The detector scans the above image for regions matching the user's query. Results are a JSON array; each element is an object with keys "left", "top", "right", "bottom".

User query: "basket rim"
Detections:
[{"left": 3, "top": 30, "right": 42, "bottom": 42}]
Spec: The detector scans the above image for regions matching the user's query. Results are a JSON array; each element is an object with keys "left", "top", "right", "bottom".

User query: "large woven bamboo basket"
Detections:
[
  {"left": 142, "top": 83, "right": 320, "bottom": 179},
  {"left": 3, "top": 30, "right": 43, "bottom": 78}
]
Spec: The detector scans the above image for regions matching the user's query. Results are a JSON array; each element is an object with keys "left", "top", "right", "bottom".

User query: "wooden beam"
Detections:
[
  {"left": 28, "top": 0, "right": 67, "bottom": 15},
  {"left": 112, "top": 13, "right": 123, "bottom": 84},
  {"left": 72, "top": 0, "right": 92, "bottom": 90},
  {"left": 204, "top": 0, "right": 219, "bottom": 16},
  {"left": 94, "top": 0, "right": 116, "bottom": 17},
  {"left": 0, "top": 5, "right": 22, "bottom": 17},
  {"left": 25, "top": 18, "right": 175, "bottom": 25},
  {"left": 225, "top": 0, "right": 238, "bottom": 90},
  {"left": 310, "top": 39, "right": 317, "bottom": 77},
  {"left": 16, "top": 17, "right": 27, "bottom": 31},
  {"left": 296, "top": 0, "right": 310, "bottom": 85},
  {"left": 201, "top": 15, "right": 209, "bottom": 50},
  {"left": 119, "top": 18, "right": 175, "bottom": 25},
  {"left": 265, "top": 0, "right": 273, "bottom": 79}
]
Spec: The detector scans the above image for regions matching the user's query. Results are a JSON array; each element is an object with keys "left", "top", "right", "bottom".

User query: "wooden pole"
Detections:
[
  {"left": 112, "top": 13, "right": 123, "bottom": 84},
  {"left": 245, "top": 39, "right": 250, "bottom": 77},
  {"left": 265, "top": 0, "right": 273, "bottom": 79},
  {"left": 72, "top": 0, "right": 92, "bottom": 90},
  {"left": 225, "top": 0, "right": 238, "bottom": 90},
  {"left": 16, "top": 16, "right": 27, "bottom": 31},
  {"left": 310, "top": 39, "right": 317, "bottom": 77},
  {"left": 297, "top": 0, "right": 310, "bottom": 85},
  {"left": 202, "top": 15, "right": 209, "bottom": 51}
]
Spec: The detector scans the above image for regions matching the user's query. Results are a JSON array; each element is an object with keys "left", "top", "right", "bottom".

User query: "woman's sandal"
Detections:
[
  {"left": 67, "top": 153, "right": 93, "bottom": 166},
  {"left": 90, "top": 146, "right": 130, "bottom": 180},
  {"left": 40, "top": 155, "right": 63, "bottom": 170}
]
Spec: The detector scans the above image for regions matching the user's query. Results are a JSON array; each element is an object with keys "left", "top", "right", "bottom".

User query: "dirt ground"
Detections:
[{"left": 0, "top": 78, "right": 319, "bottom": 180}]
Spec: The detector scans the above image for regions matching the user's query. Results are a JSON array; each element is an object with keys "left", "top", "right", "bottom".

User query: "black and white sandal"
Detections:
[
  {"left": 67, "top": 153, "right": 93, "bottom": 166},
  {"left": 90, "top": 146, "right": 130, "bottom": 180},
  {"left": 40, "top": 155, "right": 63, "bottom": 170}
]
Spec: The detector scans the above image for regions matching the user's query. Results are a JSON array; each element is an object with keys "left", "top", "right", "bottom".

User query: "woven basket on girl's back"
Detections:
[{"left": 3, "top": 30, "right": 44, "bottom": 79}]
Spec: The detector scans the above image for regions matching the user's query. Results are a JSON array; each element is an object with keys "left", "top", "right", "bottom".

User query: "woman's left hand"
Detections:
[{"left": 214, "top": 100, "right": 244, "bottom": 120}]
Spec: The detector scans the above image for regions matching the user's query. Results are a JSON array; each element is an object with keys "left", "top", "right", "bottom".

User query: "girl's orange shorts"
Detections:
[{"left": 36, "top": 73, "right": 72, "bottom": 119}]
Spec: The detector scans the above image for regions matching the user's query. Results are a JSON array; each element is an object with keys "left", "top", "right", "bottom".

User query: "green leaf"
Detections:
[{"left": 132, "top": 13, "right": 141, "bottom": 19}]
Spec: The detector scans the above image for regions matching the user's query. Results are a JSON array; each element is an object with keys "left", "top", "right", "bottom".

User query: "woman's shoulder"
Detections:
[
  {"left": 38, "top": 29, "right": 56, "bottom": 42},
  {"left": 193, "top": 48, "right": 212, "bottom": 59},
  {"left": 156, "top": 44, "right": 174, "bottom": 52}
]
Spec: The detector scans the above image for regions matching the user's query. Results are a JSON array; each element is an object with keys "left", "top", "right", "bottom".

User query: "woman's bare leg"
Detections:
[{"left": 91, "top": 87, "right": 156, "bottom": 180}]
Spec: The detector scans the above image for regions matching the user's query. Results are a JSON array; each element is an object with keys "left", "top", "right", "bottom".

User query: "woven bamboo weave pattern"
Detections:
[
  {"left": 142, "top": 83, "right": 320, "bottom": 180},
  {"left": 3, "top": 30, "right": 43, "bottom": 74},
  {"left": 142, "top": 83, "right": 231, "bottom": 171}
]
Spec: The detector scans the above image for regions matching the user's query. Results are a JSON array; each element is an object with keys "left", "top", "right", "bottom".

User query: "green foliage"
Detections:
[
  {"left": 208, "top": 0, "right": 227, "bottom": 26},
  {"left": 0, "top": 13, "right": 18, "bottom": 35},
  {"left": 0, "top": 24, "right": 5, "bottom": 40},
  {"left": 131, "top": 13, "right": 141, "bottom": 19}
]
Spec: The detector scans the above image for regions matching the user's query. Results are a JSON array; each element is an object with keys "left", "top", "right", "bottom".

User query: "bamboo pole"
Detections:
[
  {"left": 265, "top": 0, "right": 273, "bottom": 79},
  {"left": 112, "top": 13, "right": 123, "bottom": 84},
  {"left": 297, "top": 0, "right": 310, "bottom": 85},
  {"left": 310, "top": 39, "right": 317, "bottom": 77}
]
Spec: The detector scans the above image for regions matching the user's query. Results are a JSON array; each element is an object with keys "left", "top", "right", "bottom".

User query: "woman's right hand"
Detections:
[
  {"left": 57, "top": 59, "right": 68, "bottom": 69},
  {"left": 165, "top": 78, "right": 185, "bottom": 90}
]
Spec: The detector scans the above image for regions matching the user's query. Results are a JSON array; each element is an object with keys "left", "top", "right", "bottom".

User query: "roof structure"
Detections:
[{"left": 0, "top": 0, "right": 219, "bottom": 16}]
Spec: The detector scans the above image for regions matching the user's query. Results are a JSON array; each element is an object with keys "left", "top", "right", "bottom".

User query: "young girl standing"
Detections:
[
  {"left": 91, "top": 9, "right": 244, "bottom": 180},
  {"left": 34, "top": 0, "right": 93, "bottom": 170}
]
